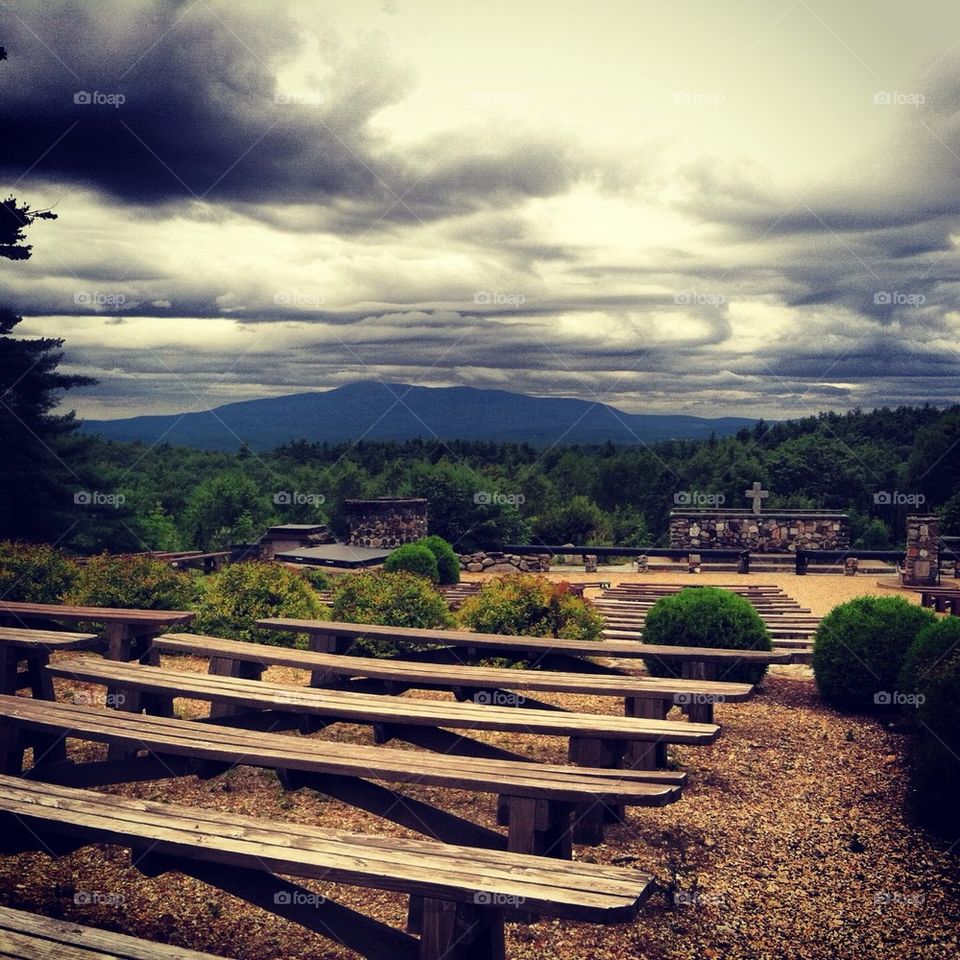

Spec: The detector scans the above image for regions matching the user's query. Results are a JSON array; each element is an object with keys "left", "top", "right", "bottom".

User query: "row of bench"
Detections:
[
  {"left": 0, "top": 597, "right": 790, "bottom": 959},
  {"left": 588, "top": 582, "right": 819, "bottom": 659}
]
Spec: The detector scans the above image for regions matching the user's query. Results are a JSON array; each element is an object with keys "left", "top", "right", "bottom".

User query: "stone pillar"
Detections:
[
  {"left": 844, "top": 557, "right": 858, "bottom": 576},
  {"left": 584, "top": 554, "right": 598, "bottom": 573},
  {"left": 903, "top": 515, "right": 939, "bottom": 586}
]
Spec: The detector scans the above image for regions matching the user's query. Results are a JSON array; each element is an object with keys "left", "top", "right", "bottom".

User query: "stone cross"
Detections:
[{"left": 744, "top": 481, "right": 770, "bottom": 515}]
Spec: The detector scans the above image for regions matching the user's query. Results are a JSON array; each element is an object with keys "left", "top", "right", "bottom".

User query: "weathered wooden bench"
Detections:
[
  {"left": 46, "top": 658, "right": 717, "bottom": 773},
  {"left": 0, "top": 904, "right": 231, "bottom": 959},
  {"left": 1, "top": 693, "right": 685, "bottom": 850},
  {"left": 0, "top": 626, "right": 100, "bottom": 696},
  {"left": 0, "top": 775, "right": 655, "bottom": 960},
  {"left": 158, "top": 631, "right": 754, "bottom": 726},
  {"left": 257, "top": 617, "right": 793, "bottom": 688},
  {"left": 0, "top": 601, "right": 194, "bottom": 661}
]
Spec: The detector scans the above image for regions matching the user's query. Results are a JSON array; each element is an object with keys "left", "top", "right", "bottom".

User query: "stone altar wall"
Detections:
[{"left": 669, "top": 511, "right": 849, "bottom": 553}]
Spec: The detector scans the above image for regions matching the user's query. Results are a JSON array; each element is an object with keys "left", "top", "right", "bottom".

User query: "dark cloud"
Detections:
[{"left": 1, "top": 0, "right": 607, "bottom": 223}]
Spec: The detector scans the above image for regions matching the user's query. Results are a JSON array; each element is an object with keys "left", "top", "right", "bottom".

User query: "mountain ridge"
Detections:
[{"left": 80, "top": 381, "right": 762, "bottom": 451}]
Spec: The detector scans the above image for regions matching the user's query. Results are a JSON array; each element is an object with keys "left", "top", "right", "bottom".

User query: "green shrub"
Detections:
[
  {"left": 331, "top": 570, "right": 453, "bottom": 656},
  {"left": 383, "top": 543, "right": 439, "bottom": 582},
  {"left": 418, "top": 535, "right": 461, "bottom": 585},
  {"left": 300, "top": 566, "right": 332, "bottom": 592},
  {"left": 812, "top": 595, "right": 935, "bottom": 712},
  {"left": 896, "top": 617, "right": 960, "bottom": 836},
  {"left": 899, "top": 616, "right": 960, "bottom": 698},
  {"left": 192, "top": 561, "right": 327, "bottom": 646},
  {"left": 0, "top": 541, "right": 80, "bottom": 603},
  {"left": 642, "top": 588, "right": 772, "bottom": 685},
  {"left": 457, "top": 574, "right": 603, "bottom": 641},
  {"left": 66, "top": 553, "right": 196, "bottom": 610}
]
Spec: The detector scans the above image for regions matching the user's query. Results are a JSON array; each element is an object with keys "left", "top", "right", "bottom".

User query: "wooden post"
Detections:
[
  {"left": 419, "top": 899, "right": 505, "bottom": 960},
  {"left": 308, "top": 632, "right": 350, "bottom": 687},
  {"left": 624, "top": 696, "right": 668, "bottom": 769},
  {"left": 681, "top": 661, "right": 716, "bottom": 724},
  {"left": 568, "top": 737, "right": 623, "bottom": 844},
  {"left": 207, "top": 657, "right": 265, "bottom": 718},
  {"left": 506, "top": 796, "right": 572, "bottom": 859}
]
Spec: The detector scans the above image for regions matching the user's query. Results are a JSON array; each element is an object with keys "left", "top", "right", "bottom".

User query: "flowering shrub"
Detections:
[
  {"left": 65, "top": 553, "right": 196, "bottom": 610},
  {"left": 457, "top": 573, "right": 603, "bottom": 641},
  {"left": 0, "top": 541, "right": 79, "bottom": 603},
  {"left": 192, "top": 561, "right": 328, "bottom": 646}
]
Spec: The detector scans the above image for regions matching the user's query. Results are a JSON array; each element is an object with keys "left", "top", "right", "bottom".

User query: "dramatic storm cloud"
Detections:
[{"left": 2, "top": 0, "right": 960, "bottom": 418}]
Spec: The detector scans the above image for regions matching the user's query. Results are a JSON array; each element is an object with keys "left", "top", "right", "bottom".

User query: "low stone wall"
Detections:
[
  {"left": 459, "top": 551, "right": 552, "bottom": 573},
  {"left": 669, "top": 511, "right": 849, "bottom": 553}
]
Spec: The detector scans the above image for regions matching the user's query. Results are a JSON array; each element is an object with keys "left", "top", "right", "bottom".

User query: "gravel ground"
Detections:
[{"left": 1, "top": 574, "right": 958, "bottom": 959}]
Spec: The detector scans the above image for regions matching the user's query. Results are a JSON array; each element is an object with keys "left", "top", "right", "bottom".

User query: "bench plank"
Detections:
[
  {"left": 0, "top": 601, "right": 193, "bottom": 626},
  {"left": 1, "top": 695, "right": 688, "bottom": 802},
  {"left": 47, "top": 660, "right": 719, "bottom": 745},
  {"left": 157, "top": 634, "right": 754, "bottom": 702},
  {"left": 0, "top": 904, "right": 230, "bottom": 959},
  {"left": 257, "top": 619, "right": 791, "bottom": 663},
  {"left": 0, "top": 628, "right": 100, "bottom": 650},
  {"left": 0, "top": 775, "right": 655, "bottom": 923}
]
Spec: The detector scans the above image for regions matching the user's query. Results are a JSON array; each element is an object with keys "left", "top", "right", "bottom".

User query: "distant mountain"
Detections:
[{"left": 81, "top": 381, "right": 762, "bottom": 451}]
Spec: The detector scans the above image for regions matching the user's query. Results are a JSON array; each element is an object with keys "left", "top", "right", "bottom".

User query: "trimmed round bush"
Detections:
[
  {"left": 418, "top": 535, "right": 460, "bottom": 585},
  {"left": 642, "top": 587, "right": 772, "bottom": 685},
  {"left": 66, "top": 553, "right": 196, "bottom": 610},
  {"left": 457, "top": 574, "right": 603, "bottom": 641},
  {"left": 0, "top": 541, "right": 79, "bottom": 603},
  {"left": 904, "top": 620, "right": 960, "bottom": 837},
  {"left": 899, "top": 615, "right": 960, "bottom": 699},
  {"left": 331, "top": 570, "right": 453, "bottom": 656},
  {"left": 383, "top": 543, "right": 439, "bottom": 582},
  {"left": 192, "top": 561, "right": 328, "bottom": 647},
  {"left": 812, "top": 595, "right": 936, "bottom": 712}
]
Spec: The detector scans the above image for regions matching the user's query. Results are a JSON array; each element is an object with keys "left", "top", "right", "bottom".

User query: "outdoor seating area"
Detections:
[
  {"left": 0, "top": 576, "right": 958, "bottom": 959},
  {"left": 0, "top": 591, "right": 798, "bottom": 958}
]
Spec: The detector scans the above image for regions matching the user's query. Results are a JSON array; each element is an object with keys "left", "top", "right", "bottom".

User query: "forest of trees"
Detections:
[{"left": 28, "top": 403, "right": 960, "bottom": 556}]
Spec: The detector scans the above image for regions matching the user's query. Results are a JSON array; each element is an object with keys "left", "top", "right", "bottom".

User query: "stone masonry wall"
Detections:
[
  {"left": 459, "top": 551, "right": 552, "bottom": 573},
  {"left": 669, "top": 512, "right": 849, "bottom": 553},
  {"left": 344, "top": 497, "right": 428, "bottom": 548}
]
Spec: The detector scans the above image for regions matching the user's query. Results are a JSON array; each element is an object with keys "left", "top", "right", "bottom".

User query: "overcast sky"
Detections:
[{"left": 3, "top": 0, "right": 960, "bottom": 420}]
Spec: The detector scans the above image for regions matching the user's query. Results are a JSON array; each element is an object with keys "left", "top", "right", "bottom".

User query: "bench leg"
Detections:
[
  {"left": 0, "top": 724, "right": 24, "bottom": 775},
  {"left": 420, "top": 899, "right": 505, "bottom": 960},
  {"left": 624, "top": 697, "right": 669, "bottom": 769},
  {"left": 568, "top": 737, "right": 623, "bottom": 844},
  {"left": 308, "top": 633, "right": 351, "bottom": 688},
  {"left": 208, "top": 657, "right": 265, "bottom": 719},
  {"left": 0, "top": 647, "right": 19, "bottom": 696},
  {"left": 506, "top": 796, "right": 572, "bottom": 859},
  {"left": 680, "top": 661, "right": 716, "bottom": 724}
]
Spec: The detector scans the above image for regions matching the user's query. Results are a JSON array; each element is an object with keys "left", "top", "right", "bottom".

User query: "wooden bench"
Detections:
[
  {"left": 0, "top": 627, "right": 100, "bottom": 696},
  {"left": 257, "top": 617, "right": 795, "bottom": 684},
  {"left": 0, "top": 904, "right": 231, "bottom": 959},
  {"left": 46, "top": 658, "right": 717, "bottom": 774},
  {"left": 0, "top": 601, "right": 194, "bottom": 662},
  {"left": 157, "top": 632, "right": 754, "bottom": 725},
  {"left": 0, "top": 775, "right": 655, "bottom": 960},
  {"left": 1, "top": 694, "right": 684, "bottom": 850}
]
